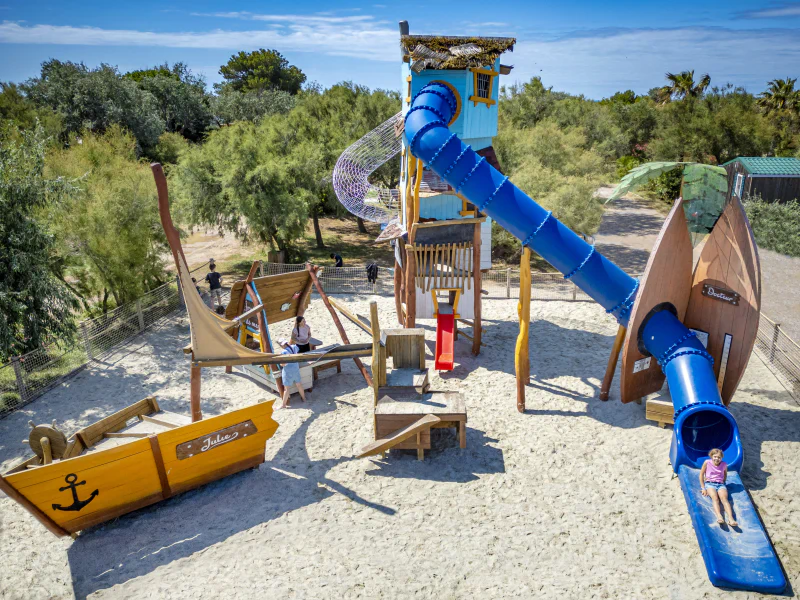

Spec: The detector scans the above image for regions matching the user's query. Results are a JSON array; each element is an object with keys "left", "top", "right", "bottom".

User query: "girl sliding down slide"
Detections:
[{"left": 700, "top": 449, "right": 738, "bottom": 527}]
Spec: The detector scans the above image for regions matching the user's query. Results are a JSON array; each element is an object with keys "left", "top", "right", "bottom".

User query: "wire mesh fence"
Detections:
[
  {"left": 754, "top": 315, "right": 800, "bottom": 400},
  {"left": 0, "top": 280, "right": 182, "bottom": 419},
  {"left": 3, "top": 261, "right": 798, "bottom": 419}
]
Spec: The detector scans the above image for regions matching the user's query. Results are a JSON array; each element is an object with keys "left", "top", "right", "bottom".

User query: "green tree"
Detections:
[
  {"left": 171, "top": 120, "right": 309, "bottom": 255},
  {"left": 211, "top": 87, "right": 296, "bottom": 126},
  {"left": 127, "top": 63, "right": 212, "bottom": 143},
  {"left": 24, "top": 60, "right": 164, "bottom": 152},
  {"left": 0, "top": 125, "right": 78, "bottom": 359},
  {"left": 757, "top": 78, "right": 799, "bottom": 114},
  {"left": 44, "top": 126, "right": 169, "bottom": 312},
  {"left": 0, "top": 82, "right": 63, "bottom": 138},
  {"left": 656, "top": 70, "right": 711, "bottom": 104},
  {"left": 218, "top": 49, "right": 306, "bottom": 94}
]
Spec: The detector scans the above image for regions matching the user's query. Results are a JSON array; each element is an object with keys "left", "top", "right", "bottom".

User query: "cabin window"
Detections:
[
  {"left": 734, "top": 173, "right": 745, "bottom": 198},
  {"left": 405, "top": 75, "right": 412, "bottom": 104},
  {"left": 476, "top": 73, "right": 491, "bottom": 98},
  {"left": 469, "top": 68, "right": 498, "bottom": 107}
]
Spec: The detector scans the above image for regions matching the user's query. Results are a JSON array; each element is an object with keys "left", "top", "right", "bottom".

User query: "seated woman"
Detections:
[{"left": 291, "top": 316, "right": 312, "bottom": 353}]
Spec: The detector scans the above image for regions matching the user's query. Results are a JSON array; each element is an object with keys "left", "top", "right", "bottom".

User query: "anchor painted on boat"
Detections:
[{"left": 52, "top": 473, "right": 99, "bottom": 512}]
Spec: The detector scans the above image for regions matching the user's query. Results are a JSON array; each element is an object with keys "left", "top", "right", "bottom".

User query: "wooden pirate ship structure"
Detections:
[
  {"left": 0, "top": 397, "right": 278, "bottom": 537},
  {"left": 150, "top": 164, "right": 373, "bottom": 421}
]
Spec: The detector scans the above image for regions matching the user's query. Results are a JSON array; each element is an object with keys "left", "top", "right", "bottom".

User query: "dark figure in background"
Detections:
[
  {"left": 366, "top": 263, "right": 378, "bottom": 284},
  {"left": 330, "top": 253, "right": 343, "bottom": 268},
  {"left": 205, "top": 262, "right": 223, "bottom": 309}
]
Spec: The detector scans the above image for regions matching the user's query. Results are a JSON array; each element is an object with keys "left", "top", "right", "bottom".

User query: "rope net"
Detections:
[{"left": 333, "top": 111, "right": 403, "bottom": 224}]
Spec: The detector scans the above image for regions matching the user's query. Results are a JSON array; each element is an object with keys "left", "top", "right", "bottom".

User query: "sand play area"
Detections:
[{"left": 1, "top": 295, "right": 798, "bottom": 599}]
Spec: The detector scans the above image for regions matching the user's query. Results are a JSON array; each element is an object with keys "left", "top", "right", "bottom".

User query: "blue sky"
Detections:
[{"left": 1, "top": 1, "right": 799, "bottom": 99}]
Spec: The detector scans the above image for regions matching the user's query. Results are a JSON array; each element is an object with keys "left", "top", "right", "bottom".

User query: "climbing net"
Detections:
[{"left": 333, "top": 111, "right": 403, "bottom": 224}]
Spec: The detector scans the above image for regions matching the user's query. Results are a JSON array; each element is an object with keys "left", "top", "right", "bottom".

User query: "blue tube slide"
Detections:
[{"left": 405, "top": 83, "right": 785, "bottom": 593}]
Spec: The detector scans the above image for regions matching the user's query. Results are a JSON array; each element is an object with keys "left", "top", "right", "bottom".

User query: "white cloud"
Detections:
[
  {"left": 738, "top": 3, "right": 800, "bottom": 18},
  {"left": 510, "top": 27, "right": 800, "bottom": 98},
  {"left": 0, "top": 19, "right": 399, "bottom": 61},
  {"left": 190, "top": 12, "right": 375, "bottom": 24}
]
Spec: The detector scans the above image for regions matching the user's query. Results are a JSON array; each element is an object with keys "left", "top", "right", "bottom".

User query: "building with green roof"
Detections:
[{"left": 722, "top": 157, "right": 800, "bottom": 204}]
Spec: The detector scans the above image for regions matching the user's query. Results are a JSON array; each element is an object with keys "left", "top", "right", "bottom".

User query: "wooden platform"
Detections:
[
  {"left": 645, "top": 397, "right": 675, "bottom": 428},
  {"left": 375, "top": 391, "right": 466, "bottom": 459}
]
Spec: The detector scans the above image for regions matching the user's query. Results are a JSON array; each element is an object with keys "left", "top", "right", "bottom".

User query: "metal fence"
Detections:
[
  {"left": 754, "top": 314, "right": 800, "bottom": 400},
  {"left": 0, "top": 280, "right": 182, "bottom": 419},
  {"left": 2, "top": 261, "right": 798, "bottom": 419}
]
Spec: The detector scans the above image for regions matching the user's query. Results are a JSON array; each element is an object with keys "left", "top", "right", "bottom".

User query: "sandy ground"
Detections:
[{"left": 1, "top": 296, "right": 798, "bottom": 600}]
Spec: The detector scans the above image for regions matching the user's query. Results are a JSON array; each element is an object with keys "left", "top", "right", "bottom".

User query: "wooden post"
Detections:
[
  {"left": 0, "top": 474, "right": 70, "bottom": 537},
  {"left": 599, "top": 325, "right": 627, "bottom": 401},
  {"left": 136, "top": 299, "right": 145, "bottom": 332},
  {"left": 308, "top": 265, "right": 372, "bottom": 387},
  {"left": 370, "top": 301, "right": 383, "bottom": 437},
  {"left": 190, "top": 364, "right": 203, "bottom": 422},
  {"left": 472, "top": 223, "right": 482, "bottom": 355},
  {"left": 506, "top": 267, "right": 512, "bottom": 298},
  {"left": 405, "top": 246, "right": 416, "bottom": 328},
  {"left": 393, "top": 259, "right": 404, "bottom": 325},
  {"left": 11, "top": 357, "right": 28, "bottom": 404},
  {"left": 515, "top": 248, "right": 532, "bottom": 412}
]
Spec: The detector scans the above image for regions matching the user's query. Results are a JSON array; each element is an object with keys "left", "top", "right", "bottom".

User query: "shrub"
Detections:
[{"left": 743, "top": 195, "right": 800, "bottom": 257}]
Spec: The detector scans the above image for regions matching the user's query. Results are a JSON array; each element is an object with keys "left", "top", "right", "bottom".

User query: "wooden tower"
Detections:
[{"left": 393, "top": 23, "right": 516, "bottom": 358}]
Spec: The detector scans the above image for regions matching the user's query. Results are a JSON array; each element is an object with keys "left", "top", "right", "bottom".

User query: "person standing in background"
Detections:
[
  {"left": 205, "top": 261, "right": 223, "bottom": 309},
  {"left": 330, "top": 252, "right": 343, "bottom": 268}
]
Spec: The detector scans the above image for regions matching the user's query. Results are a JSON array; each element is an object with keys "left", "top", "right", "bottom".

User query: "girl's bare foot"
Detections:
[
  {"left": 728, "top": 519, "right": 738, "bottom": 527},
  {"left": 716, "top": 517, "right": 725, "bottom": 526}
]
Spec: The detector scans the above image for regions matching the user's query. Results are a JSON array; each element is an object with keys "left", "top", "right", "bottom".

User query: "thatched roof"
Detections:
[{"left": 401, "top": 35, "right": 515, "bottom": 70}]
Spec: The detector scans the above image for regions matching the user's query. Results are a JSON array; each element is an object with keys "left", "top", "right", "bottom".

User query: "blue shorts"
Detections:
[{"left": 705, "top": 482, "right": 727, "bottom": 493}]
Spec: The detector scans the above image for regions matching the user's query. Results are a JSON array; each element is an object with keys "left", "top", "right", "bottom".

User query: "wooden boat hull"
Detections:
[{"left": 1, "top": 402, "right": 278, "bottom": 536}]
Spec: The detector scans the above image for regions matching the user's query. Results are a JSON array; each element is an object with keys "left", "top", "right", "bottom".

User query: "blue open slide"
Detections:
[{"left": 404, "top": 83, "right": 786, "bottom": 593}]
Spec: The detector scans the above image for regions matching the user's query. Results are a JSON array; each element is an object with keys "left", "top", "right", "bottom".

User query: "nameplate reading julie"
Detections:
[
  {"left": 176, "top": 420, "right": 258, "bottom": 460},
  {"left": 701, "top": 283, "right": 739, "bottom": 306}
]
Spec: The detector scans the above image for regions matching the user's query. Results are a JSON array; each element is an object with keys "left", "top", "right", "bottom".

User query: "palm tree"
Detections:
[
  {"left": 757, "top": 78, "right": 799, "bottom": 114},
  {"left": 657, "top": 70, "right": 711, "bottom": 104}
]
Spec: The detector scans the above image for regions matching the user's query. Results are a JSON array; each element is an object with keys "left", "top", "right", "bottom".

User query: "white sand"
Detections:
[{"left": 1, "top": 296, "right": 798, "bottom": 600}]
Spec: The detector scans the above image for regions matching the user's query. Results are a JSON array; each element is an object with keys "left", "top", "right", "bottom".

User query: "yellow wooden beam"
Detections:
[{"left": 515, "top": 247, "right": 532, "bottom": 412}]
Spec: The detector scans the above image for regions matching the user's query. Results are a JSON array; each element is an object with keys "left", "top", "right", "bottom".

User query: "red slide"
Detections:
[{"left": 434, "top": 306, "right": 455, "bottom": 371}]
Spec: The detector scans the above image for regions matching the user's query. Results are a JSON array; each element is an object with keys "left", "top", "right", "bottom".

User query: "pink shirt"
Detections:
[{"left": 704, "top": 460, "right": 727, "bottom": 484}]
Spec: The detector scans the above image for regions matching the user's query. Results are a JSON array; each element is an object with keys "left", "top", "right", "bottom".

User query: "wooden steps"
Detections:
[
  {"left": 358, "top": 414, "right": 441, "bottom": 458},
  {"left": 645, "top": 398, "right": 674, "bottom": 428}
]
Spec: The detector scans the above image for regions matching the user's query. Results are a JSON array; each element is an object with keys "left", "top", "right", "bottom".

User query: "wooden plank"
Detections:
[
  {"left": 104, "top": 432, "right": 150, "bottom": 439},
  {"left": 375, "top": 391, "right": 466, "bottom": 416},
  {"left": 385, "top": 328, "right": 425, "bottom": 368},
  {"left": 359, "top": 414, "right": 441, "bottom": 457},
  {"left": 175, "top": 419, "right": 258, "bottom": 460},
  {"left": 385, "top": 368, "right": 429, "bottom": 392},
  {"left": 329, "top": 297, "right": 372, "bottom": 335},
  {"left": 73, "top": 397, "right": 159, "bottom": 448},
  {"left": 149, "top": 435, "right": 172, "bottom": 499},
  {"left": 195, "top": 344, "right": 372, "bottom": 368},
  {"left": 645, "top": 398, "right": 675, "bottom": 427},
  {"left": 620, "top": 199, "right": 693, "bottom": 404}
]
